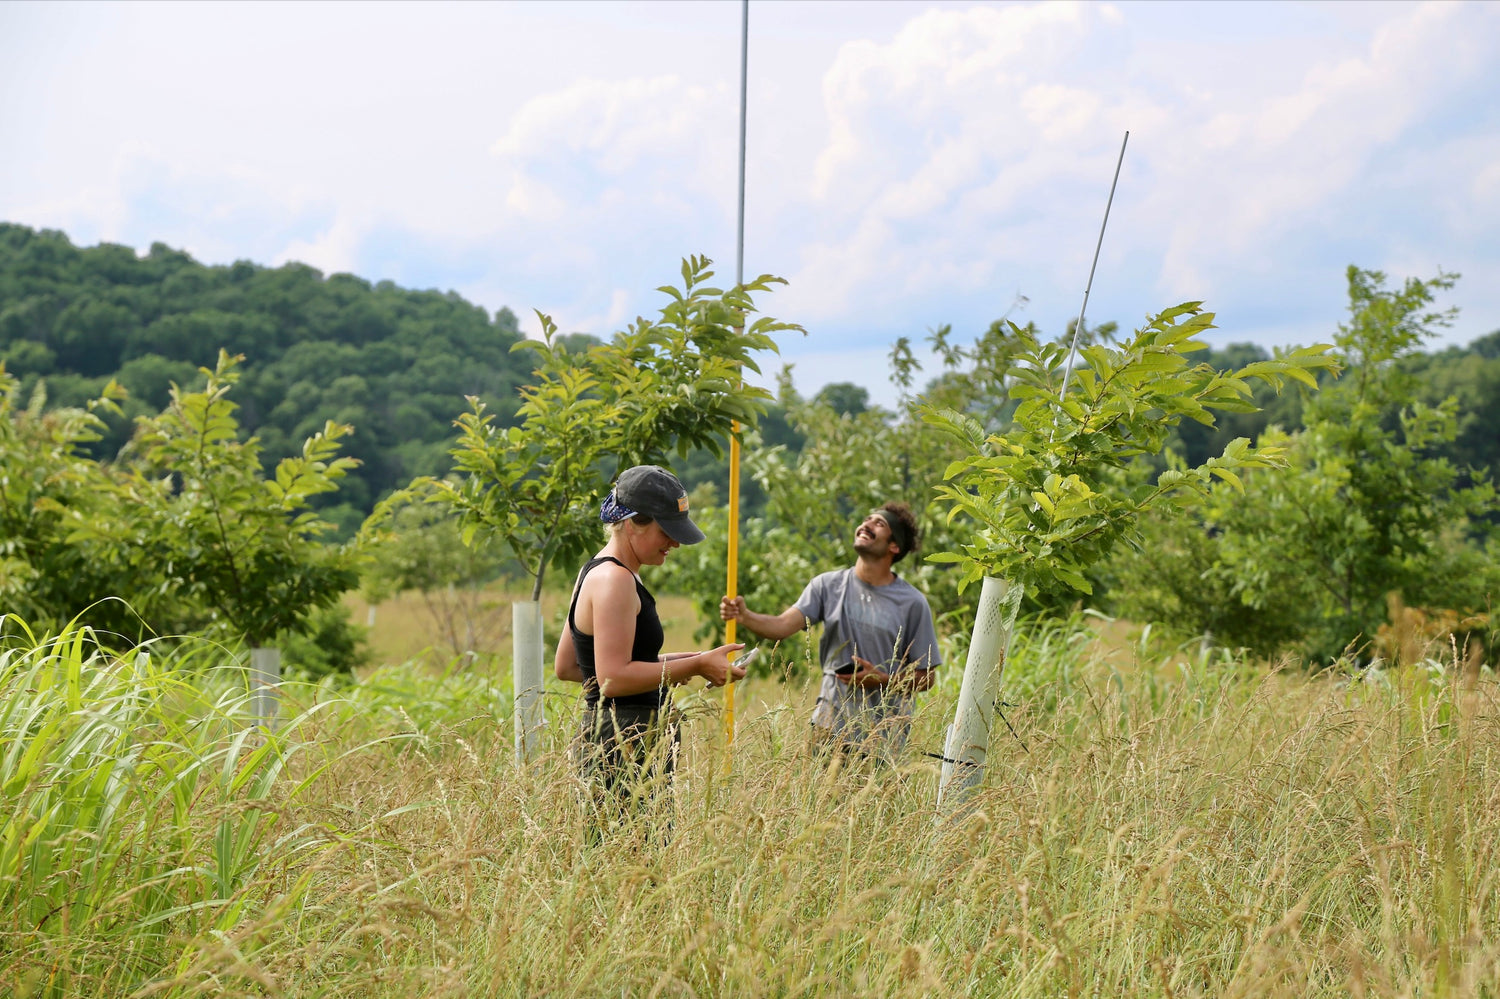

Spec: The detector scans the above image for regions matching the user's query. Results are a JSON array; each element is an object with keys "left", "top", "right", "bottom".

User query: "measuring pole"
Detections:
[
  {"left": 1058, "top": 131, "right": 1129, "bottom": 402},
  {"left": 723, "top": 0, "right": 749, "bottom": 760}
]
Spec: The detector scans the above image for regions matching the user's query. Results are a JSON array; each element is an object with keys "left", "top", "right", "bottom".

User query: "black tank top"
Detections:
[{"left": 568, "top": 556, "right": 667, "bottom": 708}]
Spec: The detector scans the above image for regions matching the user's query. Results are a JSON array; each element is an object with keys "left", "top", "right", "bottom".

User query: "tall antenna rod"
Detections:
[
  {"left": 723, "top": 0, "right": 749, "bottom": 759},
  {"left": 1059, "top": 130, "right": 1129, "bottom": 402},
  {"left": 735, "top": 0, "right": 748, "bottom": 290}
]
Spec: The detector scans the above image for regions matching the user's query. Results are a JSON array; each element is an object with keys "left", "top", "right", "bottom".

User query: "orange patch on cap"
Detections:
[{"left": 678, "top": 495, "right": 690, "bottom": 512}]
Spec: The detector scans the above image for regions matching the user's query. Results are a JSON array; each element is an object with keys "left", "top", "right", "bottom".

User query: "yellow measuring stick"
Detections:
[{"left": 724, "top": 425, "right": 741, "bottom": 765}]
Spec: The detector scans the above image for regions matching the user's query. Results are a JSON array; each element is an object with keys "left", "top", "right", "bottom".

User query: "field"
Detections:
[
  {"left": 4, "top": 601, "right": 1499, "bottom": 998},
  {"left": 345, "top": 586, "right": 705, "bottom": 672}
]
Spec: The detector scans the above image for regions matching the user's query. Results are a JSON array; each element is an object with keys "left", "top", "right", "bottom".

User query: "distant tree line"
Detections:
[{"left": 0, "top": 223, "right": 529, "bottom": 534}]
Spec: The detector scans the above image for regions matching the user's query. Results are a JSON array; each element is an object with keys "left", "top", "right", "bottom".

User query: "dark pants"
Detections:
[{"left": 576, "top": 702, "right": 680, "bottom": 840}]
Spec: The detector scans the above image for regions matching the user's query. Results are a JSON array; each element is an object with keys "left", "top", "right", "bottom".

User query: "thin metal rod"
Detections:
[
  {"left": 724, "top": 0, "right": 749, "bottom": 758},
  {"left": 735, "top": 0, "right": 748, "bottom": 290},
  {"left": 1058, "top": 131, "right": 1129, "bottom": 403}
]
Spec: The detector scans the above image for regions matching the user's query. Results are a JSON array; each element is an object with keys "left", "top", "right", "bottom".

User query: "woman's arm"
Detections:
[
  {"left": 588, "top": 565, "right": 746, "bottom": 697},
  {"left": 554, "top": 625, "right": 584, "bottom": 683}
]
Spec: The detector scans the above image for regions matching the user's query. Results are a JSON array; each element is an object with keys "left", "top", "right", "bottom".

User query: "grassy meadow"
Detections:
[
  {"left": 3, "top": 599, "right": 1499, "bottom": 998},
  {"left": 345, "top": 586, "right": 704, "bottom": 672}
]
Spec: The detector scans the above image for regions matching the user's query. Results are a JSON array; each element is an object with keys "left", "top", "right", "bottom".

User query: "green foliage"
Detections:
[
  {"left": 660, "top": 321, "right": 1156, "bottom": 663},
  {"left": 1402, "top": 327, "right": 1500, "bottom": 492},
  {"left": 924, "top": 303, "right": 1337, "bottom": 597},
  {"left": 1165, "top": 340, "right": 1312, "bottom": 469},
  {"left": 425, "top": 323, "right": 615, "bottom": 603},
  {"left": 1110, "top": 268, "right": 1499, "bottom": 663},
  {"left": 83, "top": 352, "right": 362, "bottom": 648},
  {"left": 2, "top": 348, "right": 364, "bottom": 659},
  {"left": 426, "top": 256, "right": 802, "bottom": 600},
  {"left": 276, "top": 603, "right": 372, "bottom": 681},
  {"left": 0, "top": 366, "right": 140, "bottom": 640},
  {"left": 0, "top": 223, "right": 529, "bottom": 525},
  {"left": 361, "top": 501, "right": 512, "bottom": 604},
  {"left": 2, "top": 349, "right": 361, "bottom": 654}
]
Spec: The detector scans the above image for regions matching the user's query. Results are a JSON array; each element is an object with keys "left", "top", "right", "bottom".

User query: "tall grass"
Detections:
[
  {"left": 4, "top": 616, "right": 1499, "bottom": 997},
  {"left": 0, "top": 623, "right": 399, "bottom": 997}
]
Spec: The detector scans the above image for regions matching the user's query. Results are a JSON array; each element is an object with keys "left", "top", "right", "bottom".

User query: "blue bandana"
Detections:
[{"left": 600, "top": 492, "right": 638, "bottom": 524}]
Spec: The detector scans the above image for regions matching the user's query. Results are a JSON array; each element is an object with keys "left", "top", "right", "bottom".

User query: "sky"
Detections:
[{"left": 3, "top": 0, "right": 1497, "bottom": 407}]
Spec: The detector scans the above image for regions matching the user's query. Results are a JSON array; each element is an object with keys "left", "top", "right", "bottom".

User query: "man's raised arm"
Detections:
[{"left": 719, "top": 596, "right": 806, "bottom": 641}]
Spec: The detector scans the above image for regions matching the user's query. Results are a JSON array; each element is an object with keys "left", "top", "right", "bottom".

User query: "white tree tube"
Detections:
[
  {"left": 512, "top": 600, "right": 545, "bottom": 764},
  {"left": 250, "top": 646, "right": 281, "bottom": 732},
  {"left": 937, "top": 576, "right": 1016, "bottom": 813}
]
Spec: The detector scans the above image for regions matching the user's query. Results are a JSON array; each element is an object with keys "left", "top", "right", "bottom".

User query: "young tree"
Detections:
[
  {"left": 430, "top": 257, "right": 797, "bottom": 601},
  {"left": 1110, "top": 268, "right": 1498, "bottom": 663},
  {"left": 924, "top": 303, "right": 1335, "bottom": 808},
  {"left": 111, "top": 351, "right": 361, "bottom": 644},
  {"left": 94, "top": 352, "right": 361, "bottom": 718}
]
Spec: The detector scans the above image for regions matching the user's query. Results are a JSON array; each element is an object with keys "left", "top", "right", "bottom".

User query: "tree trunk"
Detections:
[
  {"left": 937, "top": 577, "right": 1017, "bottom": 815},
  {"left": 512, "top": 600, "right": 545, "bottom": 764},
  {"left": 250, "top": 646, "right": 281, "bottom": 731}
]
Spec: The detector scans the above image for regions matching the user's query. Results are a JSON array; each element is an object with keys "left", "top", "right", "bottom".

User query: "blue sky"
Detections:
[{"left": 3, "top": 1, "right": 1497, "bottom": 407}]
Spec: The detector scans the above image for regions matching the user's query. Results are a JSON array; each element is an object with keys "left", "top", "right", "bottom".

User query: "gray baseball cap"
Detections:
[{"left": 614, "top": 465, "right": 706, "bottom": 545}]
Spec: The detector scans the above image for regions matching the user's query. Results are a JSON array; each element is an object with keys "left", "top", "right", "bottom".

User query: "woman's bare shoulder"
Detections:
[{"left": 579, "top": 558, "right": 638, "bottom": 599}]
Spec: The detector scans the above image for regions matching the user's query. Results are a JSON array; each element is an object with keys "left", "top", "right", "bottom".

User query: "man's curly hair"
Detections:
[{"left": 881, "top": 501, "right": 920, "bottom": 563}]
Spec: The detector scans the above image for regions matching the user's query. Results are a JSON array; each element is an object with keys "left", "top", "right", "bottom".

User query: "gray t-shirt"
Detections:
[{"left": 795, "top": 567, "right": 941, "bottom": 753}]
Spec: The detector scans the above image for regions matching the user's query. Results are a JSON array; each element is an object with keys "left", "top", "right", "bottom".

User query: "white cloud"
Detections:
[
  {"left": 488, "top": 73, "right": 736, "bottom": 231},
  {"left": 2, "top": 0, "right": 1497, "bottom": 402},
  {"left": 761, "top": 0, "right": 1499, "bottom": 358},
  {"left": 274, "top": 216, "right": 364, "bottom": 277}
]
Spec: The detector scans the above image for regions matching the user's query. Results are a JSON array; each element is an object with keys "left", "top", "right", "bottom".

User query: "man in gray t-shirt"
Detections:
[{"left": 720, "top": 502, "right": 941, "bottom": 756}]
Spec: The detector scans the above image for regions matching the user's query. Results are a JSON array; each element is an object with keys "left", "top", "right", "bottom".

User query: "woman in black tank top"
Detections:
[{"left": 553, "top": 466, "right": 747, "bottom": 836}]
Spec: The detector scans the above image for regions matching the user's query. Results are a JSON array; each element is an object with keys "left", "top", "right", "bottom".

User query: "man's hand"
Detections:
[
  {"left": 836, "top": 655, "right": 889, "bottom": 690},
  {"left": 718, "top": 597, "right": 807, "bottom": 641}
]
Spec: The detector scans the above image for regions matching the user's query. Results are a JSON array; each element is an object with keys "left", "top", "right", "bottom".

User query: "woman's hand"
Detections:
[{"left": 697, "top": 643, "right": 747, "bottom": 687}]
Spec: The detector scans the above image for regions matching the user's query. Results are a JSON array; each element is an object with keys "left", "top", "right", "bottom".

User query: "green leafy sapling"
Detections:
[
  {"left": 419, "top": 256, "right": 802, "bottom": 603},
  {"left": 107, "top": 351, "right": 361, "bottom": 647},
  {"left": 924, "top": 303, "right": 1338, "bottom": 602}
]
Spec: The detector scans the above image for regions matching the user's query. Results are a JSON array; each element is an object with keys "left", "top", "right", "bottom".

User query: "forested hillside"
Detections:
[{"left": 0, "top": 223, "right": 530, "bottom": 532}]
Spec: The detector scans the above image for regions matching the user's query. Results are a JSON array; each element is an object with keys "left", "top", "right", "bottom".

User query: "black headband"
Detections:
[{"left": 871, "top": 509, "right": 913, "bottom": 556}]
